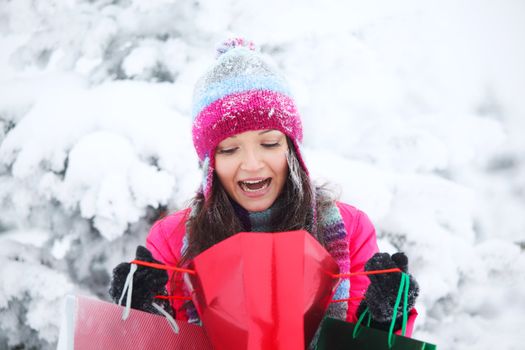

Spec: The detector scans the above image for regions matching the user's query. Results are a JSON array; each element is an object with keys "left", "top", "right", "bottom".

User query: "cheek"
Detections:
[
  {"left": 274, "top": 154, "right": 289, "bottom": 179},
  {"left": 214, "top": 158, "right": 236, "bottom": 185}
]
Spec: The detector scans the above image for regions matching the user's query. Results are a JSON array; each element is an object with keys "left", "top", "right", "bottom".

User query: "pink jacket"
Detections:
[{"left": 146, "top": 202, "right": 417, "bottom": 336}]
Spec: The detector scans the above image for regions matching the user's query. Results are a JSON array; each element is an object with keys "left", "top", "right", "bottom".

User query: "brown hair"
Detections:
[
  {"left": 172, "top": 138, "right": 336, "bottom": 299},
  {"left": 182, "top": 137, "right": 328, "bottom": 258}
]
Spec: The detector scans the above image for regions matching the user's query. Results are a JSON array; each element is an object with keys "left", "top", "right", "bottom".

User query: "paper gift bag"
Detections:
[
  {"left": 185, "top": 230, "right": 340, "bottom": 350},
  {"left": 57, "top": 294, "right": 213, "bottom": 350},
  {"left": 315, "top": 317, "right": 437, "bottom": 350}
]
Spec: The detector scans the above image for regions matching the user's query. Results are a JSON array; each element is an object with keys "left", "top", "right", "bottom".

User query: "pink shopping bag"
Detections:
[{"left": 57, "top": 295, "right": 213, "bottom": 349}]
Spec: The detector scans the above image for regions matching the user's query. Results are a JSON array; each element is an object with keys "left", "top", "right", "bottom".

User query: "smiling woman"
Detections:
[{"left": 109, "top": 38, "right": 420, "bottom": 348}]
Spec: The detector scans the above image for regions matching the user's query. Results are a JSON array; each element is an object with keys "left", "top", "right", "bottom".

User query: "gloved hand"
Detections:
[
  {"left": 356, "top": 252, "right": 419, "bottom": 331},
  {"left": 109, "top": 245, "right": 172, "bottom": 316}
]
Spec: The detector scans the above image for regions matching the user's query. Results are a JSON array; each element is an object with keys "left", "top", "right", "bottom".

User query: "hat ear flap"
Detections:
[{"left": 201, "top": 155, "right": 215, "bottom": 200}]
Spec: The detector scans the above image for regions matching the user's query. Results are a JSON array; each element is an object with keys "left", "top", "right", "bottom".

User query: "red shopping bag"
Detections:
[
  {"left": 185, "top": 230, "right": 340, "bottom": 350},
  {"left": 57, "top": 294, "right": 213, "bottom": 349}
]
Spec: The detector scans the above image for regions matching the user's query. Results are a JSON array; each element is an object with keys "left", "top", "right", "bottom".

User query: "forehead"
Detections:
[{"left": 220, "top": 129, "right": 285, "bottom": 142}]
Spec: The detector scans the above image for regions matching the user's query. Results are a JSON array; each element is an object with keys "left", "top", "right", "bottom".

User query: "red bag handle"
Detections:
[{"left": 129, "top": 260, "right": 401, "bottom": 302}]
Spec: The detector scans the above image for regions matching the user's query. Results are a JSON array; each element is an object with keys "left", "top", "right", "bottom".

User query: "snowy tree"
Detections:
[{"left": 1, "top": 0, "right": 524, "bottom": 348}]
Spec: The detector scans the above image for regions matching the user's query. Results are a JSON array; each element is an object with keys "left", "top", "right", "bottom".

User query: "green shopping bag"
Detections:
[
  {"left": 316, "top": 273, "right": 436, "bottom": 350},
  {"left": 315, "top": 317, "right": 436, "bottom": 350}
]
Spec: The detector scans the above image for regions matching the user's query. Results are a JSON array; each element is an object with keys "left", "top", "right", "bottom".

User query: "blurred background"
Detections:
[{"left": 1, "top": 0, "right": 524, "bottom": 348}]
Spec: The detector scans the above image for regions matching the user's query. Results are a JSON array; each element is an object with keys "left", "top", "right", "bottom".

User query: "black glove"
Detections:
[
  {"left": 109, "top": 245, "right": 172, "bottom": 316},
  {"left": 356, "top": 252, "right": 419, "bottom": 331}
]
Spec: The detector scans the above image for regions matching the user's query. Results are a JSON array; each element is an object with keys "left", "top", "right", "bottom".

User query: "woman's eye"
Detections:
[
  {"left": 262, "top": 142, "right": 280, "bottom": 148},
  {"left": 217, "top": 147, "right": 238, "bottom": 155}
]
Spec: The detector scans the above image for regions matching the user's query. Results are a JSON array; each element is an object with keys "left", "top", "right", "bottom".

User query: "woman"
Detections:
[{"left": 110, "top": 38, "right": 418, "bottom": 337}]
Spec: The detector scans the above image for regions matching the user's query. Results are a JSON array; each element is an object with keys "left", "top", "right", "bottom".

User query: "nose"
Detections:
[{"left": 240, "top": 148, "right": 263, "bottom": 171}]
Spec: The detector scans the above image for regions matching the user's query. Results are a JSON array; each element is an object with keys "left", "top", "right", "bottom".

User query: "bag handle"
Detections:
[
  {"left": 352, "top": 306, "right": 372, "bottom": 339},
  {"left": 130, "top": 259, "right": 196, "bottom": 274},
  {"left": 130, "top": 259, "right": 401, "bottom": 279},
  {"left": 352, "top": 272, "right": 410, "bottom": 348},
  {"left": 388, "top": 272, "right": 410, "bottom": 346},
  {"left": 330, "top": 268, "right": 402, "bottom": 303},
  {"left": 118, "top": 263, "right": 137, "bottom": 320},
  {"left": 129, "top": 259, "right": 403, "bottom": 303},
  {"left": 117, "top": 262, "right": 180, "bottom": 334}
]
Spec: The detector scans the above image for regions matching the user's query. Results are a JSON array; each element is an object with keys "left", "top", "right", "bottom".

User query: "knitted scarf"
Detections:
[{"left": 180, "top": 197, "right": 350, "bottom": 324}]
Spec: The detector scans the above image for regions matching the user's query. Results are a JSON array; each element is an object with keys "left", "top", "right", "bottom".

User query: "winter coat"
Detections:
[{"left": 146, "top": 201, "right": 417, "bottom": 336}]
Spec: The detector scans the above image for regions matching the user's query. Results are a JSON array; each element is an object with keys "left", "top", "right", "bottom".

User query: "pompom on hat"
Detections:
[{"left": 192, "top": 38, "right": 308, "bottom": 199}]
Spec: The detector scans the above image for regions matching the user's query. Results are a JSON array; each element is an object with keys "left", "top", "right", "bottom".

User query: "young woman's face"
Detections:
[{"left": 214, "top": 129, "right": 289, "bottom": 212}]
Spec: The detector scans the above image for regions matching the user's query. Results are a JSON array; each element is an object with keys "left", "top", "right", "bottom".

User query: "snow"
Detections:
[
  {"left": 0, "top": 240, "right": 76, "bottom": 348},
  {"left": 1, "top": 0, "right": 524, "bottom": 349}
]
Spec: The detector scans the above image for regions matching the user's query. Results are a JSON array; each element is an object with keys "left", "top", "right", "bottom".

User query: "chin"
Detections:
[{"left": 239, "top": 199, "right": 274, "bottom": 213}]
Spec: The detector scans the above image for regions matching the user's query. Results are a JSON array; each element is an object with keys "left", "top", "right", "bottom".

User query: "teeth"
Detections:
[
  {"left": 239, "top": 179, "right": 270, "bottom": 192},
  {"left": 244, "top": 180, "right": 265, "bottom": 184}
]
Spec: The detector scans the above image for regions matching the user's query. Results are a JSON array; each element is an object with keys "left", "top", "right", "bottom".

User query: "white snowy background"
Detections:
[{"left": 1, "top": 0, "right": 524, "bottom": 349}]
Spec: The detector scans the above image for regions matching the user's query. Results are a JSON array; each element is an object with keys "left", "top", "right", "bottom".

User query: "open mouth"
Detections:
[{"left": 238, "top": 178, "right": 271, "bottom": 192}]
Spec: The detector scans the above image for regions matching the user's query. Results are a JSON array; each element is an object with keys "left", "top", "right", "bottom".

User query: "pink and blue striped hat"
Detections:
[{"left": 191, "top": 38, "right": 308, "bottom": 199}]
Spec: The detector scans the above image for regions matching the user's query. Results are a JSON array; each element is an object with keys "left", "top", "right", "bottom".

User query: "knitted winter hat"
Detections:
[{"left": 192, "top": 38, "right": 308, "bottom": 199}]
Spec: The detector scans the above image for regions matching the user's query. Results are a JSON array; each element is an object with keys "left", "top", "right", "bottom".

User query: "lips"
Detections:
[{"left": 238, "top": 178, "right": 271, "bottom": 192}]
